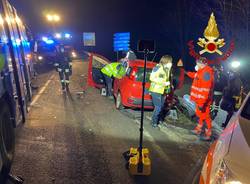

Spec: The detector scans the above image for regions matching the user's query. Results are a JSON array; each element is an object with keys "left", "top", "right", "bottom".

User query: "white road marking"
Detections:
[{"left": 30, "top": 74, "right": 55, "bottom": 107}]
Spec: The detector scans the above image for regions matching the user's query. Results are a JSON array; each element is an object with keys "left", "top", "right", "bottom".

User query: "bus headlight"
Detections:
[
  {"left": 38, "top": 56, "right": 43, "bottom": 61},
  {"left": 72, "top": 52, "right": 77, "bottom": 58}
]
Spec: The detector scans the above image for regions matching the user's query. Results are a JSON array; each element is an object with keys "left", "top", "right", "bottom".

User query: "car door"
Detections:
[
  {"left": 88, "top": 54, "right": 109, "bottom": 88},
  {"left": 0, "top": 25, "right": 22, "bottom": 124},
  {"left": 118, "top": 65, "right": 133, "bottom": 94}
]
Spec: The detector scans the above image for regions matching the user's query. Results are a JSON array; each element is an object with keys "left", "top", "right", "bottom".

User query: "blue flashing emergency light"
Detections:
[
  {"left": 55, "top": 33, "right": 62, "bottom": 39},
  {"left": 65, "top": 33, "right": 71, "bottom": 39},
  {"left": 15, "top": 39, "right": 21, "bottom": 46},
  {"left": 42, "top": 37, "right": 48, "bottom": 42},
  {"left": 45, "top": 39, "right": 54, "bottom": 44},
  {"left": 1, "top": 36, "right": 8, "bottom": 44}
]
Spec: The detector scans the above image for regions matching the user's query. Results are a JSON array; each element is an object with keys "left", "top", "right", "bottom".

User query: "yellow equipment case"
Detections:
[{"left": 128, "top": 147, "right": 151, "bottom": 175}]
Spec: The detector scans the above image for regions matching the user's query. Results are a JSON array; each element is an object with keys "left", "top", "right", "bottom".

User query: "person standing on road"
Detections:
[
  {"left": 54, "top": 44, "right": 72, "bottom": 91},
  {"left": 149, "top": 55, "right": 172, "bottom": 128},
  {"left": 159, "top": 59, "right": 185, "bottom": 120},
  {"left": 186, "top": 57, "right": 214, "bottom": 141},
  {"left": 125, "top": 50, "right": 137, "bottom": 61},
  {"left": 101, "top": 62, "right": 126, "bottom": 98},
  {"left": 211, "top": 65, "right": 228, "bottom": 120},
  {"left": 220, "top": 69, "right": 243, "bottom": 128}
]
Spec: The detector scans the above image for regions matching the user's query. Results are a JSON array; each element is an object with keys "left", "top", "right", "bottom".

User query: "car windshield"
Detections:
[
  {"left": 241, "top": 97, "right": 250, "bottom": 120},
  {"left": 38, "top": 45, "right": 56, "bottom": 53},
  {"left": 136, "top": 67, "right": 152, "bottom": 82}
]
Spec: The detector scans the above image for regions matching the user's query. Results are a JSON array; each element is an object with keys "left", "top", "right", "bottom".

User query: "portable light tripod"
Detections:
[{"left": 128, "top": 48, "right": 152, "bottom": 176}]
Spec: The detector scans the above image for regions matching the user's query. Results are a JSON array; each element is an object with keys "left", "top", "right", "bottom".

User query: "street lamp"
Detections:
[
  {"left": 53, "top": 15, "right": 60, "bottom": 22},
  {"left": 231, "top": 60, "right": 241, "bottom": 69},
  {"left": 46, "top": 15, "right": 53, "bottom": 22},
  {"left": 46, "top": 14, "right": 60, "bottom": 22},
  {"left": 46, "top": 13, "right": 61, "bottom": 33}
]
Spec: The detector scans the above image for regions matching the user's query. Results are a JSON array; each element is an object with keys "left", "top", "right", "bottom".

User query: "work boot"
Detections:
[
  {"left": 221, "top": 123, "right": 227, "bottom": 129},
  {"left": 158, "top": 120, "right": 164, "bottom": 125},
  {"left": 200, "top": 135, "right": 211, "bottom": 141},
  {"left": 61, "top": 82, "right": 66, "bottom": 91},
  {"left": 190, "top": 129, "right": 201, "bottom": 136},
  {"left": 190, "top": 125, "right": 202, "bottom": 136},
  {"left": 66, "top": 84, "right": 70, "bottom": 92},
  {"left": 61, "top": 84, "right": 66, "bottom": 93},
  {"left": 200, "top": 129, "right": 212, "bottom": 141},
  {"left": 152, "top": 123, "right": 159, "bottom": 129},
  {"left": 108, "top": 96, "right": 114, "bottom": 100}
]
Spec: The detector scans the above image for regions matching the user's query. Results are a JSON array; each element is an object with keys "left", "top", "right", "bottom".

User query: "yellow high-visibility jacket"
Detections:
[
  {"left": 149, "top": 64, "right": 171, "bottom": 94},
  {"left": 101, "top": 62, "right": 125, "bottom": 79}
]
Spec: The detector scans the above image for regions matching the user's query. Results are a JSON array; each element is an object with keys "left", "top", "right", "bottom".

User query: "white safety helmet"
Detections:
[{"left": 125, "top": 50, "right": 137, "bottom": 61}]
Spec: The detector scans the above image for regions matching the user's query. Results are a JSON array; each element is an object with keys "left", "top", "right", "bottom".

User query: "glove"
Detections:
[
  {"left": 198, "top": 105, "right": 205, "bottom": 113},
  {"left": 164, "top": 81, "right": 171, "bottom": 87}
]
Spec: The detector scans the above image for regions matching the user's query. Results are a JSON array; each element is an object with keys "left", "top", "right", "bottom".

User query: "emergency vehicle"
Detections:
[
  {"left": 0, "top": 0, "right": 33, "bottom": 181},
  {"left": 197, "top": 92, "right": 250, "bottom": 184},
  {"left": 35, "top": 39, "right": 57, "bottom": 64},
  {"left": 34, "top": 33, "right": 74, "bottom": 64}
]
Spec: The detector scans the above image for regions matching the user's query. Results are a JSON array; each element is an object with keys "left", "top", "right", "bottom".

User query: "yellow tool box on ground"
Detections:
[{"left": 128, "top": 147, "right": 151, "bottom": 175}]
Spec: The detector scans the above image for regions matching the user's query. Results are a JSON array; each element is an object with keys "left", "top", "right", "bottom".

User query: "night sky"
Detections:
[{"left": 9, "top": 0, "right": 250, "bottom": 71}]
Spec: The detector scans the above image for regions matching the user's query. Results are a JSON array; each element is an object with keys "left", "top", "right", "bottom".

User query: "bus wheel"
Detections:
[{"left": 0, "top": 101, "right": 15, "bottom": 183}]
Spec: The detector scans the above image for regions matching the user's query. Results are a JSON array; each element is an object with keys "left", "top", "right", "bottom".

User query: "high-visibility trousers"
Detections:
[
  {"left": 58, "top": 67, "right": 71, "bottom": 89},
  {"left": 195, "top": 102, "right": 212, "bottom": 131}
]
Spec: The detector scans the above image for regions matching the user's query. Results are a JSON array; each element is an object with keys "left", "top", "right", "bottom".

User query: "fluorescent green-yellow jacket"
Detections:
[
  {"left": 0, "top": 54, "right": 5, "bottom": 71},
  {"left": 101, "top": 62, "right": 126, "bottom": 79},
  {"left": 149, "top": 64, "right": 171, "bottom": 94}
]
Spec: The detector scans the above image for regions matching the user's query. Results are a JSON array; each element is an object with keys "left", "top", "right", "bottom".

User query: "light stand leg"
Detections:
[{"left": 138, "top": 49, "right": 148, "bottom": 173}]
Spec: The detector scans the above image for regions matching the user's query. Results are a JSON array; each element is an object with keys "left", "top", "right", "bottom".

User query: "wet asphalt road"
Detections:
[{"left": 9, "top": 60, "right": 209, "bottom": 184}]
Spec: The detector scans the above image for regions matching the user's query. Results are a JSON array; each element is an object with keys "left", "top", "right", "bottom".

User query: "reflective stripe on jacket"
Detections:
[
  {"left": 187, "top": 65, "right": 214, "bottom": 106},
  {"left": 149, "top": 64, "right": 170, "bottom": 94},
  {"left": 101, "top": 62, "right": 125, "bottom": 79}
]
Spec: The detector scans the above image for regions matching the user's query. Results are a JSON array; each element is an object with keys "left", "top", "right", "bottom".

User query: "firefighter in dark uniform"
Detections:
[
  {"left": 55, "top": 44, "right": 72, "bottom": 91},
  {"left": 211, "top": 65, "right": 228, "bottom": 120},
  {"left": 220, "top": 69, "right": 243, "bottom": 128}
]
